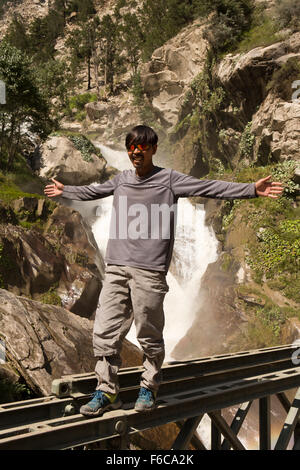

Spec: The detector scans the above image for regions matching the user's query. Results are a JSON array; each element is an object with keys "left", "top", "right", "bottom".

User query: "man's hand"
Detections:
[
  {"left": 44, "top": 178, "right": 64, "bottom": 198},
  {"left": 255, "top": 175, "right": 284, "bottom": 199}
]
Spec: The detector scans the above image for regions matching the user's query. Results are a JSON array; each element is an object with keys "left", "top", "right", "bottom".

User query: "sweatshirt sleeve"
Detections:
[
  {"left": 170, "top": 170, "right": 257, "bottom": 200},
  {"left": 61, "top": 174, "right": 120, "bottom": 201}
]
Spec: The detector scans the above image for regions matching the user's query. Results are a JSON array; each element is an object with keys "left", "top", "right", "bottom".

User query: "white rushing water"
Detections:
[{"left": 92, "top": 144, "right": 220, "bottom": 361}]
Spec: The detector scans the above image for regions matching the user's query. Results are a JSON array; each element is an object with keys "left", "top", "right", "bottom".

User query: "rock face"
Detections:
[
  {"left": 216, "top": 32, "right": 300, "bottom": 165},
  {"left": 0, "top": 198, "right": 103, "bottom": 319},
  {"left": 0, "top": 0, "right": 49, "bottom": 37},
  {"left": 69, "top": 21, "right": 209, "bottom": 146},
  {"left": 141, "top": 21, "right": 208, "bottom": 129},
  {"left": 252, "top": 94, "right": 300, "bottom": 163},
  {"left": 0, "top": 289, "right": 142, "bottom": 396},
  {"left": 85, "top": 97, "right": 141, "bottom": 145},
  {"left": 36, "top": 135, "right": 107, "bottom": 185}
]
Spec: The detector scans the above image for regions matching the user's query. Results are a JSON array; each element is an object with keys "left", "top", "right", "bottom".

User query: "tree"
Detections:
[
  {"left": 68, "top": 0, "right": 96, "bottom": 22},
  {"left": 0, "top": 42, "right": 52, "bottom": 170},
  {"left": 27, "top": 10, "right": 64, "bottom": 63},
  {"left": 119, "top": 13, "right": 143, "bottom": 77},
  {"left": 4, "top": 14, "right": 30, "bottom": 52},
  {"left": 52, "top": 0, "right": 73, "bottom": 26},
  {"left": 193, "top": 0, "right": 254, "bottom": 53},
  {"left": 97, "top": 14, "right": 120, "bottom": 94},
  {"left": 35, "top": 59, "right": 75, "bottom": 112},
  {"left": 138, "top": 0, "right": 194, "bottom": 61},
  {"left": 66, "top": 17, "right": 99, "bottom": 91}
]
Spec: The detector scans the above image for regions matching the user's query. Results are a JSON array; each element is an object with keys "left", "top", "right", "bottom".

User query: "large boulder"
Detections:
[
  {"left": 37, "top": 135, "right": 107, "bottom": 185},
  {"left": 0, "top": 289, "right": 142, "bottom": 396},
  {"left": 251, "top": 94, "right": 300, "bottom": 163},
  {"left": 0, "top": 199, "right": 103, "bottom": 319}
]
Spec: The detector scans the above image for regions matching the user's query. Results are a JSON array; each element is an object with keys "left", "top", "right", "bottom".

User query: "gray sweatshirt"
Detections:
[{"left": 62, "top": 166, "right": 257, "bottom": 273}]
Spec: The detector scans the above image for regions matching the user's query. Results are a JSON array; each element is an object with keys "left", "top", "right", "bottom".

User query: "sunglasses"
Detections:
[{"left": 127, "top": 143, "right": 150, "bottom": 152}]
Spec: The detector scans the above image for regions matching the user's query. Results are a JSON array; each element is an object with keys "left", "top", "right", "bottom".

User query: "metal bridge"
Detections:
[{"left": 0, "top": 343, "right": 300, "bottom": 450}]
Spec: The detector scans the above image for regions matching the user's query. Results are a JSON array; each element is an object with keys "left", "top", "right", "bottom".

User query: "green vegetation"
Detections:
[
  {"left": 267, "top": 57, "right": 300, "bottom": 102},
  {"left": 0, "top": 41, "right": 53, "bottom": 171},
  {"left": 232, "top": 0, "right": 300, "bottom": 53},
  {"left": 230, "top": 285, "right": 300, "bottom": 350},
  {"left": 244, "top": 304, "right": 289, "bottom": 348},
  {"left": 273, "top": 0, "right": 300, "bottom": 31},
  {"left": 39, "top": 287, "right": 62, "bottom": 306},
  {"left": 239, "top": 122, "right": 255, "bottom": 159},
  {"left": 0, "top": 180, "right": 42, "bottom": 204},
  {"left": 49, "top": 130, "right": 103, "bottom": 162},
  {"left": 64, "top": 92, "right": 98, "bottom": 121},
  {"left": 235, "top": 13, "right": 284, "bottom": 53},
  {"left": 246, "top": 219, "right": 300, "bottom": 278},
  {"left": 2, "top": 0, "right": 256, "bottom": 119},
  {"left": 68, "top": 134, "right": 101, "bottom": 162},
  {"left": 131, "top": 71, "right": 158, "bottom": 127},
  {"left": 0, "top": 378, "right": 33, "bottom": 404},
  {"left": 217, "top": 161, "right": 299, "bottom": 347}
]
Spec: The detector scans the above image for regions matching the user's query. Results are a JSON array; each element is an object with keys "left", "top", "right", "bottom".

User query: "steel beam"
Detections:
[
  {"left": 274, "top": 387, "right": 300, "bottom": 450},
  {"left": 171, "top": 415, "right": 204, "bottom": 450},
  {"left": 211, "top": 411, "right": 222, "bottom": 450},
  {"left": 1, "top": 355, "right": 294, "bottom": 432},
  {"left": 51, "top": 344, "right": 298, "bottom": 398},
  {"left": 209, "top": 411, "right": 245, "bottom": 450},
  {"left": 259, "top": 396, "right": 271, "bottom": 450},
  {"left": 221, "top": 401, "right": 252, "bottom": 450},
  {"left": 1, "top": 366, "right": 300, "bottom": 450}
]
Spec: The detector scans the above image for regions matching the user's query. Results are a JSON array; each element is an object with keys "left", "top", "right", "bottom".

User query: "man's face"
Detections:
[{"left": 127, "top": 142, "right": 157, "bottom": 171}]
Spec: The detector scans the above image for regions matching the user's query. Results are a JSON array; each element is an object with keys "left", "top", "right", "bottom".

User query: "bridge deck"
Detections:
[{"left": 0, "top": 344, "right": 300, "bottom": 450}]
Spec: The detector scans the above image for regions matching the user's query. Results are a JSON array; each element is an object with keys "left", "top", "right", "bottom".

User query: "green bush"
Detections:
[
  {"left": 198, "top": 0, "right": 254, "bottom": 53},
  {"left": 246, "top": 305, "right": 287, "bottom": 347},
  {"left": 235, "top": 14, "right": 284, "bottom": 53},
  {"left": 65, "top": 93, "right": 98, "bottom": 121},
  {"left": 246, "top": 218, "right": 300, "bottom": 278},
  {"left": 68, "top": 134, "right": 100, "bottom": 162},
  {"left": 0, "top": 379, "right": 32, "bottom": 404},
  {"left": 239, "top": 121, "right": 255, "bottom": 158},
  {"left": 39, "top": 287, "right": 62, "bottom": 306},
  {"left": 271, "top": 160, "right": 299, "bottom": 199}
]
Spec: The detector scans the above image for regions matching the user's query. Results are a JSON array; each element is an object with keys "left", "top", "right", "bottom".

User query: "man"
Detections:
[{"left": 44, "top": 125, "right": 283, "bottom": 416}]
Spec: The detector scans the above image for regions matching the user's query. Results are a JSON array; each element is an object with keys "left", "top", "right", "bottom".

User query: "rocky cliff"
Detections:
[{"left": 0, "top": 0, "right": 299, "bottom": 450}]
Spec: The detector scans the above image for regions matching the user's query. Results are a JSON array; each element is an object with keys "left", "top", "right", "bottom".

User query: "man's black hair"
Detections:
[{"left": 125, "top": 125, "right": 158, "bottom": 149}]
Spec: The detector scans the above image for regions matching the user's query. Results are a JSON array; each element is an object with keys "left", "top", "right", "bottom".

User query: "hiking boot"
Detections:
[
  {"left": 80, "top": 390, "right": 122, "bottom": 417},
  {"left": 134, "top": 387, "right": 157, "bottom": 412}
]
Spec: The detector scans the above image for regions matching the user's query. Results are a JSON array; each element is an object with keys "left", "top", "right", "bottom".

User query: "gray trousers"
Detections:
[{"left": 93, "top": 265, "right": 169, "bottom": 394}]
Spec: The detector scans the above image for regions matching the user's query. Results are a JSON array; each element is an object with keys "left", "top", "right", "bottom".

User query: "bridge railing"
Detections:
[{"left": 0, "top": 344, "right": 299, "bottom": 450}]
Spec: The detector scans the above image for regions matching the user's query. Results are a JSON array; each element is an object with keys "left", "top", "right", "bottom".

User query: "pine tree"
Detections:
[
  {"left": 4, "top": 14, "right": 30, "bottom": 52},
  {"left": 119, "top": 13, "right": 143, "bottom": 77},
  {"left": 0, "top": 42, "right": 52, "bottom": 170},
  {"left": 97, "top": 14, "right": 119, "bottom": 94}
]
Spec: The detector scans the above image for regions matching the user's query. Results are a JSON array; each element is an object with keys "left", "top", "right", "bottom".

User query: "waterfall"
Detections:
[{"left": 92, "top": 144, "right": 220, "bottom": 361}]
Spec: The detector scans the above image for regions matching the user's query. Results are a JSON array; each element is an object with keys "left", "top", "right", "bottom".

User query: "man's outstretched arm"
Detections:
[
  {"left": 170, "top": 170, "right": 283, "bottom": 200},
  {"left": 44, "top": 176, "right": 119, "bottom": 201}
]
